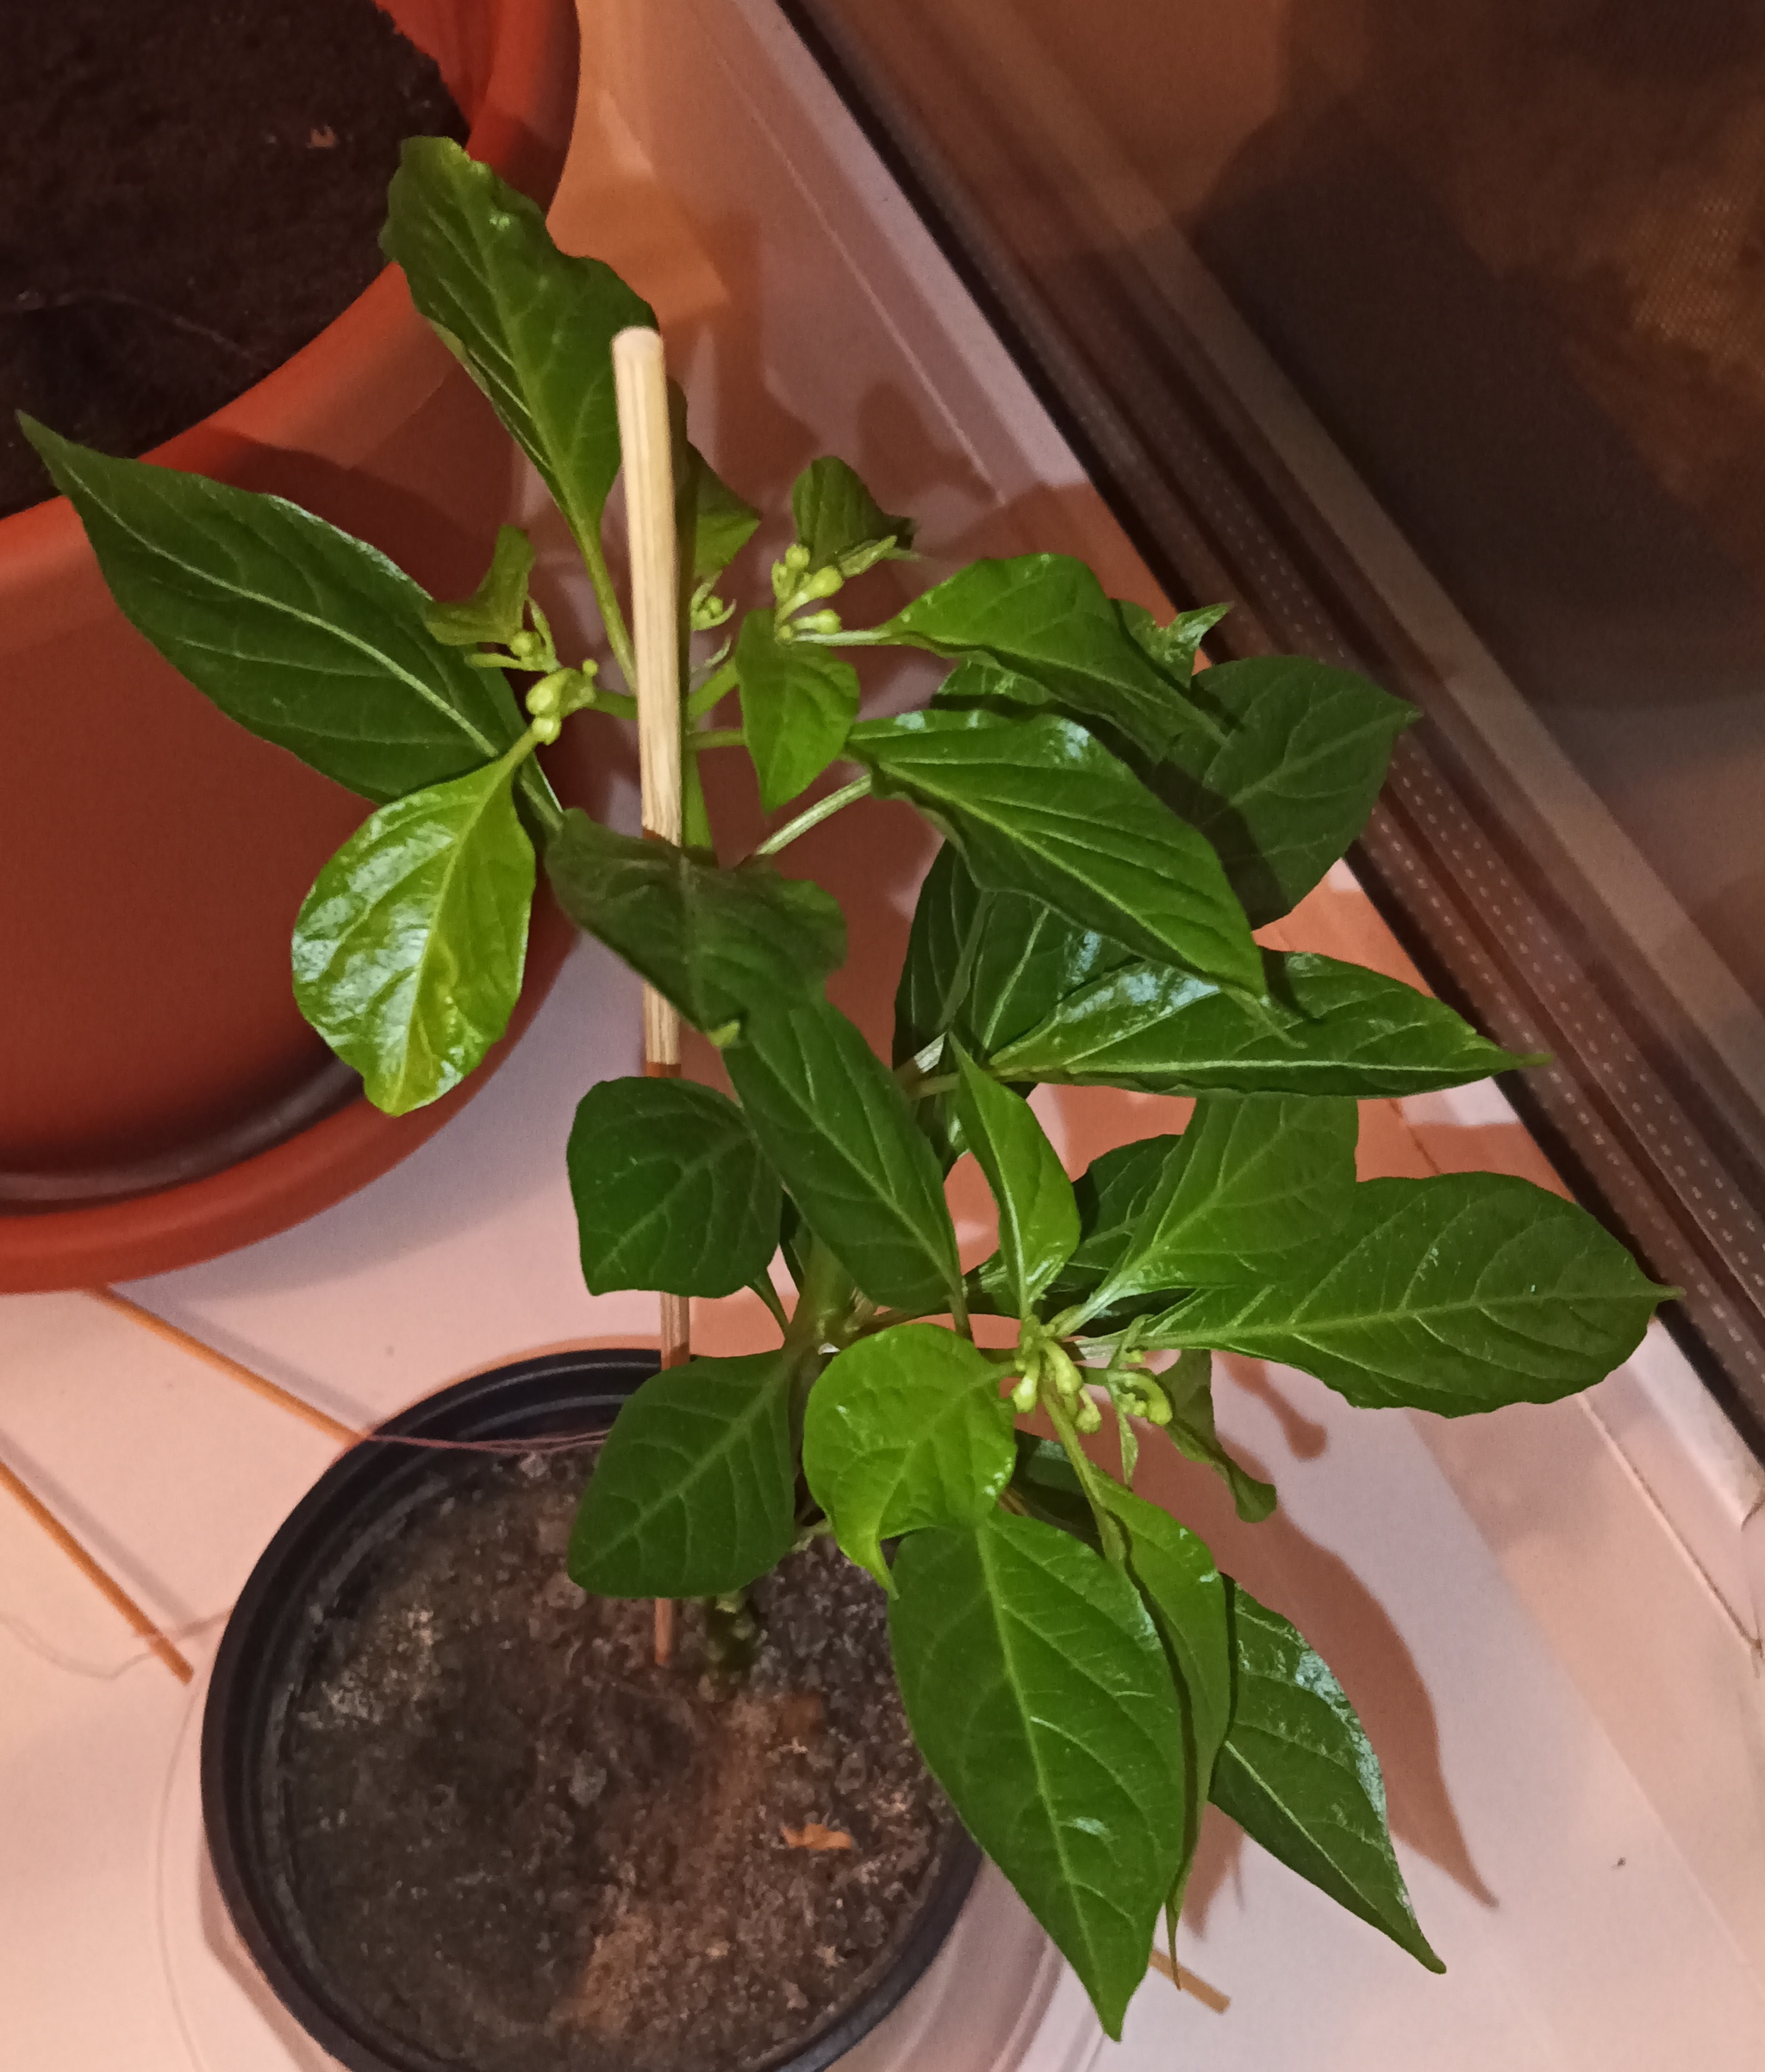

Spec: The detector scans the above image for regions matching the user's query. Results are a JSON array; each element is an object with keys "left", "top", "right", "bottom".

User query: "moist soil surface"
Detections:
[
  {"left": 0, "top": 0, "right": 466, "bottom": 518},
  {"left": 279, "top": 1448, "right": 961, "bottom": 2072}
]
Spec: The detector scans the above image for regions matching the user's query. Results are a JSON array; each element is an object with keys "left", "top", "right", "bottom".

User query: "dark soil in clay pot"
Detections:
[
  {"left": 279, "top": 1446, "right": 963, "bottom": 2072},
  {"left": 0, "top": 0, "right": 466, "bottom": 518}
]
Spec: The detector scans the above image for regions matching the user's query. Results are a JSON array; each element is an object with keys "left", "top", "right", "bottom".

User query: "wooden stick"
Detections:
[
  {"left": 0, "top": 1451, "right": 193, "bottom": 1683},
  {"left": 614, "top": 326, "right": 690, "bottom": 1670},
  {"left": 88, "top": 1286, "right": 357, "bottom": 1445}
]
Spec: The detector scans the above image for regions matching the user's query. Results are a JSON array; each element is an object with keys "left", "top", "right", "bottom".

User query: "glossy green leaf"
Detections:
[
  {"left": 880, "top": 555, "right": 1194, "bottom": 758},
  {"left": 570, "top": 1353, "right": 795, "bottom": 1597},
  {"left": 791, "top": 455, "right": 914, "bottom": 578},
  {"left": 976, "top": 1135, "right": 1176, "bottom": 1322},
  {"left": 1213, "top": 1582, "right": 1442, "bottom": 1970},
  {"left": 566, "top": 1077, "right": 780, "bottom": 1297},
  {"left": 895, "top": 845, "right": 986, "bottom": 1064},
  {"left": 290, "top": 755, "right": 533, "bottom": 1114},
  {"left": 383, "top": 138, "right": 654, "bottom": 543},
  {"left": 22, "top": 417, "right": 528, "bottom": 804},
  {"left": 725, "top": 995, "right": 962, "bottom": 1315},
  {"left": 991, "top": 948, "right": 1542, "bottom": 1097},
  {"left": 1119, "top": 600, "right": 1231, "bottom": 683},
  {"left": 1098, "top": 1481, "right": 1232, "bottom": 1907},
  {"left": 1158, "top": 1173, "right": 1670, "bottom": 1414},
  {"left": 687, "top": 444, "right": 760, "bottom": 582},
  {"left": 889, "top": 1513, "right": 1185, "bottom": 2037},
  {"left": 1151, "top": 657, "right": 1415, "bottom": 926},
  {"left": 1150, "top": 1349, "right": 1276, "bottom": 1524},
  {"left": 849, "top": 710, "right": 1263, "bottom": 1000},
  {"left": 736, "top": 612, "right": 863, "bottom": 810},
  {"left": 422, "top": 524, "right": 534, "bottom": 647},
  {"left": 804, "top": 1324, "right": 1016, "bottom": 1588},
  {"left": 1088, "top": 1095, "right": 1359, "bottom": 1302},
  {"left": 546, "top": 811, "right": 845, "bottom": 1039},
  {"left": 951, "top": 1041, "right": 1078, "bottom": 1314}
]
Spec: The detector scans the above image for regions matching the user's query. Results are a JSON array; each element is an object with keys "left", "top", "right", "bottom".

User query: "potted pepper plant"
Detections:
[{"left": 27, "top": 138, "right": 1671, "bottom": 2065}]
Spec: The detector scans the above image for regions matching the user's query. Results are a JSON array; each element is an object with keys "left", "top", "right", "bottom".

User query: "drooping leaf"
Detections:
[
  {"left": 1118, "top": 599, "right": 1231, "bottom": 683},
  {"left": 567, "top": 1077, "right": 780, "bottom": 1297},
  {"left": 422, "top": 525, "right": 535, "bottom": 648},
  {"left": 791, "top": 455, "right": 914, "bottom": 578},
  {"left": 1156, "top": 1173, "right": 1671, "bottom": 1414},
  {"left": 804, "top": 1325, "right": 1016, "bottom": 1588},
  {"left": 1088, "top": 1095, "right": 1359, "bottom": 1301},
  {"left": 951, "top": 1040, "right": 1078, "bottom": 1314},
  {"left": 22, "top": 417, "right": 530, "bottom": 804},
  {"left": 290, "top": 756, "right": 533, "bottom": 1114},
  {"left": 1149, "top": 657, "right": 1415, "bottom": 926},
  {"left": 383, "top": 138, "right": 655, "bottom": 545},
  {"left": 1149, "top": 1349, "right": 1276, "bottom": 1524},
  {"left": 725, "top": 995, "right": 962, "bottom": 1316},
  {"left": 687, "top": 444, "right": 760, "bottom": 582},
  {"left": 849, "top": 710, "right": 1263, "bottom": 1000},
  {"left": 880, "top": 555, "right": 1199, "bottom": 758},
  {"left": 1212, "top": 1582, "right": 1443, "bottom": 1971},
  {"left": 546, "top": 811, "right": 845, "bottom": 1039},
  {"left": 889, "top": 1512, "right": 1185, "bottom": 2037},
  {"left": 990, "top": 948, "right": 1543, "bottom": 1097},
  {"left": 569, "top": 1353, "right": 795, "bottom": 1597},
  {"left": 1097, "top": 1481, "right": 1232, "bottom": 1909},
  {"left": 736, "top": 613, "right": 862, "bottom": 810}
]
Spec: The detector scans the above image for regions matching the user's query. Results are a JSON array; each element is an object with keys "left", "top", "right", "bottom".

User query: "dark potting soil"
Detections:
[
  {"left": 279, "top": 1449, "right": 960, "bottom": 2072},
  {"left": 0, "top": 0, "right": 467, "bottom": 518}
]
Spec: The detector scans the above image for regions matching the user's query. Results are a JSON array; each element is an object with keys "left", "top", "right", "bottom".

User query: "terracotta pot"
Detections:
[{"left": 0, "top": 0, "right": 582, "bottom": 1291}]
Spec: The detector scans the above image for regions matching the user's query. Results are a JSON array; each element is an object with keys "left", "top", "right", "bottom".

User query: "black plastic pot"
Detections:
[{"left": 203, "top": 1348, "right": 981, "bottom": 2072}]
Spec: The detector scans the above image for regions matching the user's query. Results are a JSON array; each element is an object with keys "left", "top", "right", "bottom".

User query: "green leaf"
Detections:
[
  {"left": 889, "top": 1513, "right": 1185, "bottom": 2037},
  {"left": 290, "top": 755, "right": 533, "bottom": 1114},
  {"left": 791, "top": 455, "right": 914, "bottom": 578},
  {"left": 1213, "top": 1582, "right": 1443, "bottom": 1971},
  {"left": 383, "top": 138, "right": 655, "bottom": 544},
  {"left": 567, "top": 1077, "right": 781, "bottom": 1297},
  {"left": 422, "top": 524, "right": 534, "bottom": 648},
  {"left": 849, "top": 710, "right": 1263, "bottom": 1000},
  {"left": 22, "top": 417, "right": 528, "bottom": 804},
  {"left": 1150, "top": 657, "right": 1415, "bottom": 927},
  {"left": 570, "top": 1353, "right": 796, "bottom": 1597},
  {"left": 991, "top": 948, "right": 1543, "bottom": 1097},
  {"left": 804, "top": 1324, "right": 1016, "bottom": 1588},
  {"left": 1009, "top": 1433, "right": 1099, "bottom": 1543},
  {"left": 736, "top": 613, "right": 863, "bottom": 810},
  {"left": 725, "top": 995, "right": 962, "bottom": 1315},
  {"left": 975, "top": 1134, "right": 1176, "bottom": 1322},
  {"left": 880, "top": 555, "right": 1197, "bottom": 758},
  {"left": 1119, "top": 600, "right": 1231, "bottom": 683},
  {"left": 1151, "top": 1349, "right": 1277, "bottom": 1524},
  {"left": 1158, "top": 1173, "right": 1671, "bottom": 1414},
  {"left": 1088, "top": 1095, "right": 1359, "bottom": 1301},
  {"left": 546, "top": 811, "right": 845, "bottom": 1039},
  {"left": 951, "top": 1040, "right": 1078, "bottom": 1314},
  {"left": 894, "top": 845, "right": 987, "bottom": 1064},
  {"left": 1096, "top": 1481, "right": 1232, "bottom": 1908},
  {"left": 687, "top": 445, "right": 760, "bottom": 583}
]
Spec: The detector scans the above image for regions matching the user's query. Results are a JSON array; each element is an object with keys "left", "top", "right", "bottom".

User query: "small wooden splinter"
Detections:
[{"left": 612, "top": 325, "right": 689, "bottom": 1671}]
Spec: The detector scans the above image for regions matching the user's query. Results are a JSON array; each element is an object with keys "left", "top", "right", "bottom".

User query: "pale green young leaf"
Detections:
[
  {"left": 291, "top": 757, "right": 533, "bottom": 1114},
  {"left": 736, "top": 613, "right": 863, "bottom": 810},
  {"left": 1213, "top": 1582, "right": 1443, "bottom": 1971},
  {"left": 889, "top": 1513, "right": 1185, "bottom": 2038},
  {"left": 1118, "top": 600, "right": 1231, "bottom": 683},
  {"left": 990, "top": 948, "right": 1543, "bottom": 1097},
  {"left": 1158, "top": 1173, "right": 1671, "bottom": 1414},
  {"left": 804, "top": 1325, "right": 1016, "bottom": 1588},
  {"left": 546, "top": 811, "right": 845, "bottom": 1039},
  {"left": 421, "top": 525, "right": 535, "bottom": 648},
  {"left": 22, "top": 417, "right": 529, "bottom": 804},
  {"left": 383, "top": 139, "right": 655, "bottom": 544},
  {"left": 1151, "top": 657, "right": 1415, "bottom": 926},
  {"left": 569, "top": 1353, "right": 795, "bottom": 1597},
  {"left": 951, "top": 1040, "right": 1078, "bottom": 1314},
  {"left": 726, "top": 995, "right": 963, "bottom": 1316},
  {"left": 791, "top": 455, "right": 914, "bottom": 578},
  {"left": 849, "top": 710, "right": 1263, "bottom": 1000},
  {"left": 567, "top": 1077, "right": 780, "bottom": 1297}
]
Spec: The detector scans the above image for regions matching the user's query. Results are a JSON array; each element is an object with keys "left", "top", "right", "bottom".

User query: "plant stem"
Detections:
[
  {"left": 686, "top": 657, "right": 739, "bottom": 720},
  {"left": 752, "top": 774, "right": 872, "bottom": 858},
  {"left": 1041, "top": 1379, "right": 1126, "bottom": 1562},
  {"left": 567, "top": 517, "right": 638, "bottom": 690},
  {"left": 690, "top": 727, "right": 745, "bottom": 752}
]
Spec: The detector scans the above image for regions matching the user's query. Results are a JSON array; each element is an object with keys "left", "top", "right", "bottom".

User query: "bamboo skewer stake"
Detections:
[
  {"left": 613, "top": 326, "right": 689, "bottom": 1670},
  {"left": 0, "top": 1451, "right": 193, "bottom": 1682}
]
